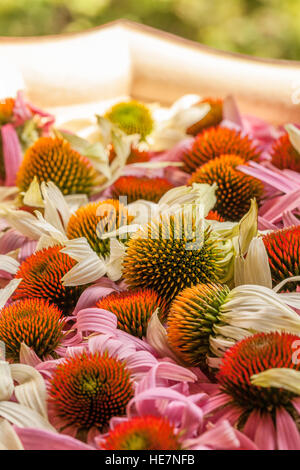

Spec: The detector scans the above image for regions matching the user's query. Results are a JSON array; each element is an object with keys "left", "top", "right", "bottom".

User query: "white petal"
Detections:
[
  {"left": 146, "top": 310, "right": 179, "bottom": 362},
  {"left": 0, "top": 255, "right": 20, "bottom": 275},
  {"left": 285, "top": 124, "right": 300, "bottom": 154},
  {"left": 234, "top": 237, "right": 272, "bottom": 288},
  {"left": 64, "top": 194, "right": 89, "bottom": 212},
  {"left": 0, "top": 209, "right": 43, "bottom": 240},
  {"left": 0, "top": 401, "right": 55, "bottom": 431},
  {"left": 0, "top": 362, "right": 14, "bottom": 401},
  {"left": 10, "top": 364, "right": 48, "bottom": 418},
  {"left": 0, "top": 419, "right": 23, "bottom": 450},
  {"left": 61, "top": 254, "right": 106, "bottom": 286},
  {"left": 41, "top": 182, "right": 71, "bottom": 228},
  {"left": 171, "top": 103, "right": 210, "bottom": 129},
  {"left": 60, "top": 237, "right": 95, "bottom": 262},
  {"left": 22, "top": 177, "right": 44, "bottom": 208},
  {"left": 251, "top": 368, "right": 300, "bottom": 395},
  {"left": 0, "top": 278, "right": 22, "bottom": 310},
  {"left": 106, "top": 239, "right": 126, "bottom": 281},
  {"left": 158, "top": 183, "right": 216, "bottom": 216}
]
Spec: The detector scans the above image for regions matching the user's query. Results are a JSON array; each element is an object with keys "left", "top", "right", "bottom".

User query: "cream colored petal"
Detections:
[
  {"left": 146, "top": 310, "right": 179, "bottom": 362},
  {"left": 10, "top": 364, "right": 48, "bottom": 419},
  {"left": 0, "top": 362, "right": 14, "bottom": 401},
  {"left": 0, "top": 209, "right": 43, "bottom": 240},
  {"left": 0, "top": 278, "right": 22, "bottom": 310},
  {"left": 60, "top": 237, "right": 94, "bottom": 262},
  {"left": 105, "top": 239, "right": 126, "bottom": 281},
  {"left": 41, "top": 182, "right": 71, "bottom": 229},
  {"left": 234, "top": 237, "right": 272, "bottom": 288},
  {"left": 285, "top": 124, "right": 300, "bottom": 154},
  {"left": 237, "top": 199, "right": 258, "bottom": 256},
  {"left": 0, "top": 419, "right": 23, "bottom": 450},
  {"left": 22, "top": 177, "right": 44, "bottom": 208},
  {"left": 251, "top": 368, "right": 300, "bottom": 395},
  {"left": 0, "top": 255, "right": 20, "bottom": 275},
  {"left": 0, "top": 401, "right": 55, "bottom": 431},
  {"left": 61, "top": 255, "right": 106, "bottom": 286}
]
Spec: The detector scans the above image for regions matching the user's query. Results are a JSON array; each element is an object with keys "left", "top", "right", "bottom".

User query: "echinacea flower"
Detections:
[
  {"left": 66, "top": 199, "right": 133, "bottom": 257},
  {"left": 96, "top": 289, "right": 168, "bottom": 339},
  {"left": 0, "top": 298, "right": 65, "bottom": 362},
  {"left": 148, "top": 277, "right": 300, "bottom": 367},
  {"left": 16, "top": 136, "right": 97, "bottom": 197},
  {"left": 188, "top": 154, "right": 264, "bottom": 221},
  {"left": 182, "top": 127, "right": 260, "bottom": 173},
  {"left": 50, "top": 351, "right": 134, "bottom": 435},
  {"left": 13, "top": 245, "right": 86, "bottom": 314},
  {"left": 43, "top": 332, "right": 196, "bottom": 441},
  {"left": 186, "top": 98, "right": 223, "bottom": 135},
  {"left": 111, "top": 175, "right": 174, "bottom": 204},
  {"left": 205, "top": 332, "right": 300, "bottom": 450},
  {"left": 105, "top": 100, "right": 154, "bottom": 140},
  {"left": 100, "top": 415, "right": 182, "bottom": 450},
  {"left": 122, "top": 208, "right": 231, "bottom": 302}
]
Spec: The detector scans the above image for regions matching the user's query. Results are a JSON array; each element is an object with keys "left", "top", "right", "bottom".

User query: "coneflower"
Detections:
[
  {"left": 111, "top": 176, "right": 174, "bottom": 204},
  {"left": 66, "top": 199, "right": 132, "bottom": 257},
  {"left": 16, "top": 137, "right": 96, "bottom": 196},
  {"left": 263, "top": 226, "right": 300, "bottom": 291},
  {"left": 186, "top": 98, "right": 223, "bottom": 135},
  {"left": 188, "top": 154, "right": 264, "bottom": 221},
  {"left": 13, "top": 245, "right": 85, "bottom": 314},
  {"left": 271, "top": 133, "right": 300, "bottom": 172},
  {"left": 206, "top": 332, "right": 300, "bottom": 449},
  {"left": 105, "top": 100, "right": 154, "bottom": 139},
  {"left": 102, "top": 416, "right": 181, "bottom": 450},
  {"left": 50, "top": 351, "right": 134, "bottom": 433},
  {"left": 0, "top": 298, "right": 64, "bottom": 362},
  {"left": 122, "top": 211, "right": 228, "bottom": 303},
  {"left": 183, "top": 127, "right": 260, "bottom": 173},
  {"left": 96, "top": 289, "right": 168, "bottom": 338}
]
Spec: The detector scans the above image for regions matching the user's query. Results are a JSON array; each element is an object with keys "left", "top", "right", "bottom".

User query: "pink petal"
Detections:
[
  {"left": 239, "top": 161, "right": 297, "bottom": 193},
  {"left": 244, "top": 411, "right": 276, "bottom": 450},
  {"left": 75, "top": 308, "right": 118, "bottom": 336},
  {"left": 262, "top": 188, "right": 300, "bottom": 223},
  {"left": 13, "top": 91, "right": 32, "bottom": 125},
  {"left": 222, "top": 95, "right": 243, "bottom": 129},
  {"left": 258, "top": 216, "right": 278, "bottom": 231},
  {"left": 152, "top": 138, "right": 193, "bottom": 162},
  {"left": 1, "top": 124, "right": 23, "bottom": 186},
  {"left": 276, "top": 408, "right": 300, "bottom": 450},
  {"left": 73, "top": 278, "right": 120, "bottom": 314},
  {"left": 0, "top": 229, "right": 27, "bottom": 254},
  {"left": 15, "top": 427, "right": 95, "bottom": 450},
  {"left": 282, "top": 210, "right": 300, "bottom": 227},
  {"left": 187, "top": 420, "right": 240, "bottom": 450}
]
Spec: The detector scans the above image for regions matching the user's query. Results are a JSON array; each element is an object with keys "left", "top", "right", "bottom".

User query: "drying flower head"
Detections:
[
  {"left": 186, "top": 98, "right": 223, "bottom": 135},
  {"left": 0, "top": 298, "right": 64, "bottom": 362},
  {"left": 102, "top": 416, "right": 181, "bottom": 450},
  {"left": 13, "top": 245, "right": 85, "bottom": 314},
  {"left": 111, "top": 176, "right": 174, "bottom": 204},
  {"left": 271, "top": 133, "right": 300, "bottom": 172},
  {"left": 50, "top": 351, "right": 134, "bottom": 433},
  {"left": 188, "top": 154, "right": 264, "bottom": 221},
  {"left": 263, "top": 226, "right": 300, "bottom": 292},
  {"left": 105, "top": 101, "right": 154, "bottom": 139},
  {"left": 183, "top": 127, "right": 260, "bottom": 173},
  {"left": 67, "top": 199, "right": 132, "bottom": 257},
  {"left": 96, "top": 289, "right": 168, "bottom": 338},
  {"left": 16, "top": 137, "right": 96, "bottom": 196},
  {"left": 167, "top": 282, "right": 230, "bottom": 366},
  {"left": 218, "top": 332, "right": 300, "bottom": 411},
  {"left": 123, "top": 210, "right": 228, "bottom": 302}
]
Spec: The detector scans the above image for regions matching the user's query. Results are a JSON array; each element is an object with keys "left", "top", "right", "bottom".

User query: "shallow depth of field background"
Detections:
[{"left": 0, "top": 0, "right": 299, "bottom": 60}]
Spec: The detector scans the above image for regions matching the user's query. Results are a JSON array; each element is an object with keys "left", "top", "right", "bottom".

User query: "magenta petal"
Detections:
[
  {"left": 1, "top": 124, "right": 23, "bottom": 186},
  {"left": 15, "top": 427, "right": 95, "bottom": 450},
  {"left": 257, "top": 216, "right": 278, "bottom": 231},
  {"left": 75, "top": 308, "right": 118, "bottom": 335},
  {"left": 282, "top": 210, "right": 300, "bottom": 228},
  {"left": 73, "top": 278, "right": 120, "bottom": 315},
  {"left": 0, "top": 229, "right": 27, "bottom": 254},
  {"left": 239, "top": 161, "right": 297, "bottom": 193},
  {"left": 276, "top": 407, "right": 300, "bottom": 450}
]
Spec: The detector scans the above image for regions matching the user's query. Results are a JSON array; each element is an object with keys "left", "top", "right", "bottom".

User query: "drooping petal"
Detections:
[
  {"left": 1, "top": 124, "right": 23, "bottom": 187},
  {"left": 276, "top": 407, "right": 300, "bottom": 450},
  {"left": 15, "top": 427, "right": 94, "bottom": 450}
]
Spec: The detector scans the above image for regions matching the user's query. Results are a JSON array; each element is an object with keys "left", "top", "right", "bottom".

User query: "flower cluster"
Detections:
[{"left": 0, "top": 93, "right": 299, "bottom": 450}]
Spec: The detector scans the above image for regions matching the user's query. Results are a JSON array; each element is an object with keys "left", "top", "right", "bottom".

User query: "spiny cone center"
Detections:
[{"left": 50, "top": 351, "right": 134, "bottom": 431}]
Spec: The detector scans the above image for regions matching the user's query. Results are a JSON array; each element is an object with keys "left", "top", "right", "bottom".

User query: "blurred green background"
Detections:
[{"left": 0, "top": 0, "right": 299, "bottom": 60}]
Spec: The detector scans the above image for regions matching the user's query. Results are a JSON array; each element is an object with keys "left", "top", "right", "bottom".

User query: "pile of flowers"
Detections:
[{"left": 0, "top": 92, "right": 300, "bottom": 450}]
